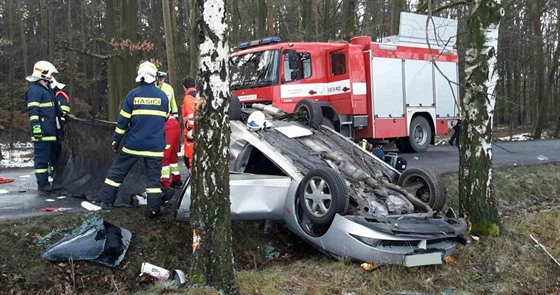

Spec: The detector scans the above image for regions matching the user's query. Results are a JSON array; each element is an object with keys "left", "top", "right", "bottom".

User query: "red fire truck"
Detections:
[{"left": 231, "top": 18, "right": 459, "bottom": 152}]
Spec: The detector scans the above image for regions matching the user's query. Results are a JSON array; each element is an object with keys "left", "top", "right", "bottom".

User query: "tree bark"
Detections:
[
  {"left": 458, "top": 0, "right": 501, "bottom": 236},
  {"left": 17, "top": 0, "right": 29, "bottom": 74},
  {"left": 342, "top": 0, "right": 356, "bottom": 40},
  {"left": 257, "top": 0, "right": 267, "bottom": 37},
  {"left": 162, "top": 0, "right": 178, "bottom": 91},
  {"left": 530, "top": 0, "right": 546, "bottom": 139},
  {"left": 188, "top": 0, "right": 200, "bottom": 77},
  {"left": 190, "top": 0, "right": 234, "bottom": 292}
]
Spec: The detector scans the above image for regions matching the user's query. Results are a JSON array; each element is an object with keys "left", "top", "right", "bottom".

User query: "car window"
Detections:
[
  {"left": 330, "top": 50, "right": 346, "bottom": 76},
  {"left": 242, "top": 144, "right": 286, "bottom": 176},
  {"left": 283, "top": 52, "right": 312, "bottom": 83}
]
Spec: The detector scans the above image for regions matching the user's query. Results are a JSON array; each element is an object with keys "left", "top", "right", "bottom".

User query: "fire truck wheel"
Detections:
[
  {"left": 229, "top": 93, "right": 242, "bottom": 120},
  {"left": 298, "top": 168, "right": 349, "bottom": 225},
  {"left": 295, "top": 100, "right": 323, "bottom": 126},
  {"left": 321, "top": 117, "right": 335, "bottom": 129},
  {"left": 408, "top": 116, "right": 431, "bottom": 152},
  {"left": 397, "top": 167, "right": 446, "bottom": 212},
  {"left": 395, "top": 138, "right": 412, "bottom": 153}
]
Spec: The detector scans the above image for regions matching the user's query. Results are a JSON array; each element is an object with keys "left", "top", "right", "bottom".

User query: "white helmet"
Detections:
[
  {"left": 50, "top": 77, "right": 66, "bottom": 90},
  {"left": 26, "top": 61, "right": 58, "bottom": 82},
  {"left": 247, "top": 111, "right": 266, "bottom": 131},
  {"left": 135, "top": 61, "right": 158, "bottom": 84}
]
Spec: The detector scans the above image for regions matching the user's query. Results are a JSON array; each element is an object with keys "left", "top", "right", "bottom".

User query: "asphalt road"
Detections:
[{"left": 0, "top": 139, "right": 558, "bottom": 221}]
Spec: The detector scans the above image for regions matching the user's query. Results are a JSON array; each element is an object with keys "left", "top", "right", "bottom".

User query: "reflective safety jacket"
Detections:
[
  {"left": 113, "top": 83, "right": 170, "bottom": 157},
  {"left": 181, "top": 87, "right": 197, "bottom": 135},
  {"left": 25, "top": 82, "right": 62, "bottom": 142},
  {"left": 56, "top": 90, "right": 71, "bottom": 116},
  {"left": 157, "top": 82, "right": 178, "bottom": 117}
]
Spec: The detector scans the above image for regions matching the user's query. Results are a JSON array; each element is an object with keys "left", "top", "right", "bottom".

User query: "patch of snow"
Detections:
[
  {"left": 497, "top": 133, "right": 532, "bottom": 142},
  {"left": 1, "top": 143, "right": 34, "bottom": 168}
]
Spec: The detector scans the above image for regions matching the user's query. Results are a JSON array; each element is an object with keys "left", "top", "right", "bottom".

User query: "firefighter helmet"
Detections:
[
  {"left": 247, "top": 111, "right": 266, "bottom": 131},
  {"left": 26, "top": 61, "right": 58, "bottom": 82},
  {"left": 135, "top": 61, "right": 158, "bottom": 83},
  {"left": 50, "top": 77, "right": 66, "bottom": 90}
]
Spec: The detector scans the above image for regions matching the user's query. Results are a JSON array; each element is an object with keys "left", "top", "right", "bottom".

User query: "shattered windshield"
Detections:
[{"left": 231, "top": 50, "right": 280, "bottom": 90}]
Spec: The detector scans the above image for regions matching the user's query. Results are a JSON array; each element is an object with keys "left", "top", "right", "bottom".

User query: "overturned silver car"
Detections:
[{"left": 176, "top": 107, "right": 468, "bottom": 266}]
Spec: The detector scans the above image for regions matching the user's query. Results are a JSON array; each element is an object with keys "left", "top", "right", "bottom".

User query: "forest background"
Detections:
[{"left": 0, "top": 0, "right": 558, "bottom": 144}]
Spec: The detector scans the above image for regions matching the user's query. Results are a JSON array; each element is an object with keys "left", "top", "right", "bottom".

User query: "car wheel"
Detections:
[
  {"left": 407, "top": 116, "right": 431, "bottom": 152},
  {"left": 229, "top": 93, "right": 242, "bottom": 120},
  {"left": 299, "top": 168, "right": 349, "bottom": 225},
  {"left": 295, "top": 100, "right": 323, "bottom": 126},
  {"left": 397, "top": 167, "right": 445, "bottom": 212}
]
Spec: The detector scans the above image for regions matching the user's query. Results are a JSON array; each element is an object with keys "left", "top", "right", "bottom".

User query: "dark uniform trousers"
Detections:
[
  {"left": 99, "top": 152, "right": 163, "bottom": 212},
  {"left": 34, "top": 141, "right": 58, "bottom": 186}
]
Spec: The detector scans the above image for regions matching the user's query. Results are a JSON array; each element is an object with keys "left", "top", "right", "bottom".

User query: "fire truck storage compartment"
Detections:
[
  {"left": 434, "top": 61, "right": 459, "bottom": 118},
  {"left": 371, "top": 57, "right": 404, "bottom": 118},
  {"left": 404, "top": 60, "right": 434, "bottom": 108}
]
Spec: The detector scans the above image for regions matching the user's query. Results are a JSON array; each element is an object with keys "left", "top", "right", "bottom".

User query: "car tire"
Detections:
[
  {"left": 229, "top": 93, "right": 242, "bottom": 121},
  {"left": 298, "top": 168, "right": 349, "bottom": 225},
  {"left": 397, "top": 167, "right": 446, "bottom": 212},
  {"left": 295, "top": 100, "right": 323, "bottom": 126},
  {"left": 407, "top": 116, "right": 431, "bottom": 152}
]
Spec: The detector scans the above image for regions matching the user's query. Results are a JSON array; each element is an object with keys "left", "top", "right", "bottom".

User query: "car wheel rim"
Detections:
[
  {"left": 303, "top": 176, "right": 331, "bottom": 218},
  {"left": 413, "top": 124, "right": 427, "bottom": 145},
  {"left": 299, "top": 106, "right": 311, "bottom": 121}
]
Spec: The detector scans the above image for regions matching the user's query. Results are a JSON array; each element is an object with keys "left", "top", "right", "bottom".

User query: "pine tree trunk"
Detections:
[
  {"left": 530, "top": 1, "right": 546, "bottom": 139},
  {"left": 17, "top": 0, "right": 28, "bottom": 74},
  {"left": 459, "top": 0, "right": 502, "bottom": 236},
  {"left": 342, "top": 0, "right": 356, "bottom": 40},
  {"left": 190, "top": 0, "right": 234, "bottom": 292},
  {"left": 162, "top": 0, "right": 178, "bottom": 90},
  {"left": 188, "top": 0, "right": 200, "bottom": 77},
  {"left": 257, "top": 0, "right": 267, "bottom": 37}
]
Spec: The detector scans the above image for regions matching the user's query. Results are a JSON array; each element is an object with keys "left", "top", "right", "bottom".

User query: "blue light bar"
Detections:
[{"left": 237, "top": 36, "right": 281, "bottom": 49}]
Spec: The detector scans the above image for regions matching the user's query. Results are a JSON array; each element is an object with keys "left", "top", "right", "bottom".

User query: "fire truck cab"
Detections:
[{"left": 231, "top": 13, "right": 459, "bottom": 153}]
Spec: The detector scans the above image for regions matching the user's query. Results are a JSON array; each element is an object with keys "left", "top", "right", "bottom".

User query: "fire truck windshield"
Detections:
[{"left": 231, "top": 49, "right": 280, "bottom": 90}]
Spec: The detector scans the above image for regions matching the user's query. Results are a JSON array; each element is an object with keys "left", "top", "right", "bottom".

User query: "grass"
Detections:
[{"left": 1, "top": 163, "right": 560, "bottom": 294}]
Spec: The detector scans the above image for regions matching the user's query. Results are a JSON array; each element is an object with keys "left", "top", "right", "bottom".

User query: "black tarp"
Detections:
[{"left": 52, "top": 115, "right": 146, "bottom": 203}]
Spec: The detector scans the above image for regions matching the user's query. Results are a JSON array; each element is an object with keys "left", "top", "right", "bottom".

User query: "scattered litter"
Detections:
[
  {"left": 81, "top": 201, "right": 102, "bottom": 211},
  {"left": 133, "top": 195, "right": 147, "bottom": 206},
  {"left": 470, "top": 235, "right": 480, "bottom": 241},
  {"left": 530, "top": 234, "right": 560, "bottom": 268},
  {"left": 140, "top": 262, "right": 170, "bottom": 280},
  {"left": 45, "top": 199, "right": 56, "bottom": 202},
  {"left": 0, "top": 189, "right": 9, "bottom": 194},
  {"left": 513, "top": 162, "right": 518, "bottom": 166},
  {"left": 265, "top": 242, "right": 280, "bottom": 260},
  {"left": 55, "top": 208, "right": 72, "bottom": 212},
  {"left": 413, "top": 156, "right": 419, "bottom": 160},
  {"left": 43, "top": 207, "right": 58, "bottom": 211},
  {"left": 42, "top": 219, "right": 132, "bottom": 267},
  {"left": 443, "top": 256, "right": 455, "bottom": 264},
  {"left": 19, "top": 175, "right": 31, "bottom": 178},
  {"left": 0, "top": 177, "right": 15, "bottom": 184},
  {"left": 57, "top": 196, "right": 67, "bottom": 199},
  {"left": 537, "top": 155, "right": 549, "bottom": 161},
  {"left": 361, "top": 262, "right": 376, "bottom": 271},
  {"left": 171, "top": 269, "right": 187, "bottom": 285}
]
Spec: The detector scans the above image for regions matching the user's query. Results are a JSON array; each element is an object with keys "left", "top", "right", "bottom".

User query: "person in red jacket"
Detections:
[
  {"left": 181, "top": 77, "right": 196, "bottom": 169},
  {"left": 156, "top": 71, "right": 182, "bottom": 188}
]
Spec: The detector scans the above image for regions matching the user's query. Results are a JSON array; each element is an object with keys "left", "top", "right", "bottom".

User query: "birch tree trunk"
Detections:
[
  {"left": 190, "top": 0, "right": 234, "bottom": 292},
  {"left": 459, "top": 0, "right": 502, "bottom": 236}
]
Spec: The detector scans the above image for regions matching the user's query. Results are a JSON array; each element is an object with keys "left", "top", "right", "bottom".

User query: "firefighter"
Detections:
[
  {"left": 25, "top": 61, "right": 63, "bottom": 192},
  {"left": 181, "top": 77, "right": 197, "bottom": 169},
  {"left": 97, "top": 61, "right": 169, "bottom": 218},
  {"left": 50, "top": 78, "right": 70, "bottom": 170},
  {"left": 156, "top": 71, "right": 182, "bottom": 188},
  {"left": 448, "top": 118, "right": 461, "bottom": 147}
]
